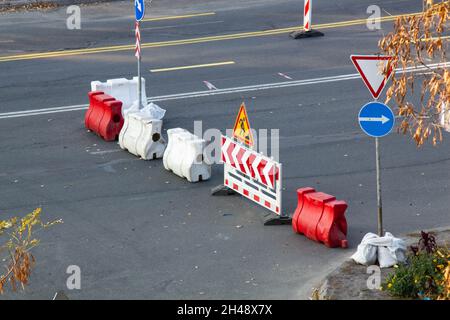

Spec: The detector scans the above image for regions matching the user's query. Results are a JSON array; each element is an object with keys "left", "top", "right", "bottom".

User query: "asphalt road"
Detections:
[{"left": 0, "top": 0, "right": 449, "bottom": 299}]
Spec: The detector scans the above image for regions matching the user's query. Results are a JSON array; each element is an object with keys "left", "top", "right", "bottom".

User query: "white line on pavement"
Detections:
[
  {"left": 0, "top": 62, "right": 448, "bottom": 120},
  {"left": 89, "top": 149, "right": 123, "bottom": 155},
  {"left": 140, "top": 20, "right": 224, "bottom": 31}
]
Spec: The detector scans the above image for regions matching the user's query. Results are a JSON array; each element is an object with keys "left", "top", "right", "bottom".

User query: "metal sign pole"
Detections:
[
  {"left": 137, "top": 22, "right": 142, "bottom": 109},
  {"left": 373, "top": 95, "right": 383, "bottom": 237},
  {"left": 134, "top": 0, "right": 146, "bottom": 109},
  {"left": 375, "top": 136, "right": 383, "bottom": 236}
]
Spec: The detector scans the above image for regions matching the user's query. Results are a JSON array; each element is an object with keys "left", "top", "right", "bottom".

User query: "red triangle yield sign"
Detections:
[{"left": 351, "top": 55, "right": 393, "bottom": 99}]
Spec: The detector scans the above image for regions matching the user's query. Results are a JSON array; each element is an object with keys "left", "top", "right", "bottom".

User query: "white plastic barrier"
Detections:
[
  {"left": 91, "top": 77, "right": 147, "bottom": 115},
  {"left": 163, "top": 128, "right": 211, "bottom": 182},
  {"left": 119, "top": 113, "right": 166, "bottom": 160}
]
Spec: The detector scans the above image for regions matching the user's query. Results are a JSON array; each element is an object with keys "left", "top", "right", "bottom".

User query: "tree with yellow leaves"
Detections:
[
  {"left": 0, "top": 208, "right": 61, "bottom": 294},
  {"left": 379, "top": 0, "right": 449, "bottom": 146}
]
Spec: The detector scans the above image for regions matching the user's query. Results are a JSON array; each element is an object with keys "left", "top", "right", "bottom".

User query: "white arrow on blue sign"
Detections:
[
  {"left": 358, "top": 101, "right": 395, "bottom": 138},
  {"left": 135, "top": 0, "right": 145, "bottom": 21}
]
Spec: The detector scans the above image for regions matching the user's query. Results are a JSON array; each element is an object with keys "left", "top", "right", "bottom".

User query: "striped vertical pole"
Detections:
[
  {"left": 135, "top": 21, "right": 141, "bottom": 59},
  {"left": 303, "top": 0, "right": 312, "bottom": 32},
  {"left": 290, "top": 0, "right": 323, "bottom": 39},
  {"left": 135, "top": 21, "right": 142, "bottom": 109}
]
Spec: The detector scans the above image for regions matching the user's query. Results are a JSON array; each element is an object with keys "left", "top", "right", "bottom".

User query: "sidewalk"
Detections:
[
  {"left": 0, "top": 0, "right": 120, "bottom": 12},
  {"left": 312, "top": 227, "right": 450, "bottom": 300}
]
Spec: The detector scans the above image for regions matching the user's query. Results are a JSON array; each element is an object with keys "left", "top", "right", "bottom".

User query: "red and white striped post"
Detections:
[
  {"left": 135, "top": 21, "right": 143, "bottom": 108},
  {"left": 290, "top": 0, "right": 324, "bottom": 39},
  {"left": 303, "top": 0, "right": 312, "bottom": 32}
]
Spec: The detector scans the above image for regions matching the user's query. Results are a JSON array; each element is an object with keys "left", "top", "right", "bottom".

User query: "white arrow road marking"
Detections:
[
  {"left": 203, "top": 80, "right": 218, "bottom": 90},
  {"left": 278, "top": 72, "right": 293, "bottom": 80},
  {"left": 359, "top": 115, "right": 390, "bottom": 124}
]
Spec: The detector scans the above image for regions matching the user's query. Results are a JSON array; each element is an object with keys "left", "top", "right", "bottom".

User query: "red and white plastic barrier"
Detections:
[
  {"left": 91, "top": 77, "right": 147, "bottom": 116},
  {"left": 221, "top": 135, "right": 282, "bottom": 215},
  {"left": 85, "top": 91, "right": 124, "bottom": 141}
]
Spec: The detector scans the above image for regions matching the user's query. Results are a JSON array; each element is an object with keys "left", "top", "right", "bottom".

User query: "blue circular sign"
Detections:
[
  {"left": 358, "top": 102, "right": 395, "bottom": 138},
  {"left": 135, "top": 0, "right": 145, "bottom": 21}
]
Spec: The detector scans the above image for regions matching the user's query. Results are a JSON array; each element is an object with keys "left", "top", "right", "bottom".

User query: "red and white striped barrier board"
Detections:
[{"left": 221, "top": 135, "right": 282, "bottom": 215}]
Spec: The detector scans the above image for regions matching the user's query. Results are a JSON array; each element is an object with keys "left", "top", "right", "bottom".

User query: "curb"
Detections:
[
  {"left": 0, "top": 0, "right": 123, "bottom": 11},
  {"left": 312, "top": 226, "right": 450, "bottom": 300}
]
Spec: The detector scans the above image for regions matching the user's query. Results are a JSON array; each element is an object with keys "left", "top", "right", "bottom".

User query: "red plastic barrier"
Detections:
[
  {"left": 85, "top": 91, "right": 123, "bottom": 141},
  {"left": 292, "top": 188, "right": 348, "bottom": 248},
  {"left": 292, "top": 187, "right": 315, "bottom": 234}
]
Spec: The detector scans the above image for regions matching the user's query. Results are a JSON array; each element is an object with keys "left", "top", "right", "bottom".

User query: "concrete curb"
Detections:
[
  {"left": 0, "top": 0, "right": 124, "bottom": 11},
  {"left": 312, "top": 226, "right": 450, "bottom": 300}
]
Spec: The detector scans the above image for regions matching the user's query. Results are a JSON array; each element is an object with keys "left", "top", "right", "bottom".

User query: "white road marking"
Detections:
[
  {"left": 203, "top": 80, "right": 218, "bottom": 90},
  {"left": 0, "top": 62, "right": 448, "bottom": 120},
  {"left": 150, "top": 61, "right": 235, "bottom": 73},
  {"left": 278, "top": 72, "right": 293, "bottom": 80},
  {"left": 89, "top": 149, "right": 123, "bottom": 155},
  {"left": 382, "top": 9, "right": 393, "bottom": 16},
  {"left": 141, "top": 20, "right": 224, "bottom": 31}
]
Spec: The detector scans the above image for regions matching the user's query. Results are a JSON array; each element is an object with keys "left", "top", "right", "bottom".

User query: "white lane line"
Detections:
[
  {"left": 141, "top": 12, "right": 216, "bottom": 22},
  {"left": 141, "top": 20, "right": 224, "bottom": 31},
  {"left": 150, "top": 62, "right": 449, "bottom": 101},
  {"left": 0, "top": 62, "right": 448, "bottom": 120}
]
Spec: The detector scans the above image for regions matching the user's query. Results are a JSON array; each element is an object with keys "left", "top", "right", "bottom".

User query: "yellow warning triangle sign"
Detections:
[{"left": 232, "top": 102, "right": 254, "bottom": 147}]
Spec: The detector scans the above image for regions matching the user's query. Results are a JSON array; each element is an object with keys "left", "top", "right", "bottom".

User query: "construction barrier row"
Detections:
[
  {"left": 119, "top": 113, "right": 166, "bottom": 160},
  {"left": 85, "top": 78, "right": 210, "bottom": 184},
  {"left": 163, "top": 128, "right": 211, "bottom": 183},
  {"left": 85, "top": 91, "right": 124, "bottom": 141},
  {"left": 292, "top": 187, "right": 348, "bottom": 248},
  {"left": 84, "top": 77, "right": 351, "bottom": 248}
]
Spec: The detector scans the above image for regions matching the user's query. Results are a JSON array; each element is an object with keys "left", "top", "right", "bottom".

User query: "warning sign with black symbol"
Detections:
[{"left": 232, "top": 102, "right": 254, "bottom": 147}]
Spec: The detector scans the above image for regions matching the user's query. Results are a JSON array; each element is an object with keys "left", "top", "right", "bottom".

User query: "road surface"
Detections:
[{"left": 0, "top": 0, "right": 448, "bottom": 299}]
